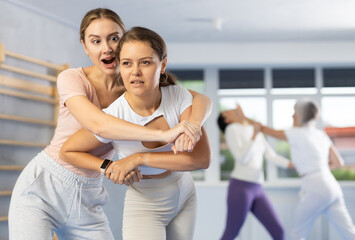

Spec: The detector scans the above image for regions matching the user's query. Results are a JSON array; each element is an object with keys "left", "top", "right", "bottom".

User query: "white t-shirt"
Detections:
[
  {"left": 95, "top": 85, "right": 193, "bottom": 175},
  {"left": 285, "top": 126, "right": 332, "bottom": 176},
  {"left": 225, "top": 123, "right": 290, "bottom": 184}
]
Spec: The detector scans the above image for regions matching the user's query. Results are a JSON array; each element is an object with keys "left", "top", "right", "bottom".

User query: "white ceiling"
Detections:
[{"left": 7, "top": 0, "right": 355, "bottom": 43}]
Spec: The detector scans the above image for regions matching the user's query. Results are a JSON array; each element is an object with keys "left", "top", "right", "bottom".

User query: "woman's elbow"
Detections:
[
  {"left": 85, "top": 121, "right": 103, "bottom": 136},
  {"left": 195, "top": 151, "right": 212, "bottom": 170},
  {"left": 59, "top": 148, "right": 69, "bottom": 162},
  {"left": 201, "top": 156, "right": 211, "bottom": 169},
  {"left": 59, "top": 142, "right": 74, "bottom": 163},
  {"left": 204, "top": 96, "right": 213, "bottom": 113}
]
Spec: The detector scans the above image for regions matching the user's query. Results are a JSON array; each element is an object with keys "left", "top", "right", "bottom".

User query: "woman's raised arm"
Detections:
[
  {"left": 328, "top": 145, "right": 345, "bottom": 170},
  {"left": 188, "top": 90, "right": 212, "bottom": 127},
  {"left": 172, "top": 90, "right": 212, "bottom": 152},
  {"left": 257, "top": 122, "right": 288, "bottom": 141},
  {"left": 65, "top": 95, "right": 199, "bottom": 143}
]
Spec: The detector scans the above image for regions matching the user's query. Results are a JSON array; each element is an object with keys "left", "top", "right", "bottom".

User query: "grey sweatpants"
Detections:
[
  {"left": 123, "top": 171, "right": 197, "bottom": 240},
  {"left": 8, "top": 151, "right": 114, "bottom": 240}
]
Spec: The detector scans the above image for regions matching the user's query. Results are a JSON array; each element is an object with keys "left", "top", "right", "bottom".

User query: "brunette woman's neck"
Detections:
[{"left": 125, "top": 88, "right": 162, "bottom": 117}]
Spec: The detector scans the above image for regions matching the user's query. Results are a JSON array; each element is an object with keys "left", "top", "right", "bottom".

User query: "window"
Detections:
[
  {"left": 272, "top": 68, "right": 315, "bottom": 88},
  {"left": 217, "top": 66, "right": 355, "bottom": 182},
  {"left": 219, "top": 69, "right": 264, "bottom": 89},
  {"left": 322, "top": 68, "right": 355, "bottom": 180},
  {"left": 323, "top": 67, "right": 355, "bottom": 88},
  {"left": 169, "top": 70, "right": 204, "bottom": 93},
  {"left": 271, "top": 68, "right": 316, "bottom": 95},
  {"left": 219, "top": 97, "right": 267, "bottom": 180},
  {"left": 271, "top": 99, "right": 299, "bottom": 179},
  {"left": 218, "top": 69, "right": 266, "bottom": 180},
  {"left": 322, "top": 67, "right": 355, "bottom": 94},
  {"left": 322, "top": 97, "right": 355, "bottom": 128},
  {"left": 322, "top": 97, "right": 355, "bottom": 180}
]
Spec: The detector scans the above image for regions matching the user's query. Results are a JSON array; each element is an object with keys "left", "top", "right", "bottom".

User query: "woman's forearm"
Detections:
[
  {"left": 261, "top": 125, "right": 288, "bottom": 141},
  {"left": 139, "top": 127, "right": 211, "bottom": 170},
  {"left": 66, "top": 96, "right": 200, "bottom": 144},
  {"left": 59, "top": 128, "right": 108, "bottom": 172},
  {"left": 120, "top": 128, "right": 211, "bottom": 172},
  {"left": 66, "top": 96, "right": 165, "bottom": 141},
  {"left": 98, "top": 127, "right": 211, "bottom": 184},
  {"left": 92, "top": 113, "right": 165, "bottom": 141},
  {"left": 60, "top": 151, "right": 104, "bottom": 173},
  {"left": 329, "top": 145, "right": 344, "bottom": 169},
  {"left": 188, "top": 90, "right": 212, "bottom": 126}
]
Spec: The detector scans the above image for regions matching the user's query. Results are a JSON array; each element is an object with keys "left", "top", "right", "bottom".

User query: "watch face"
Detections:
[
  {"left": 101, "top": 159, "right": 111, "bottom": 169},
  {"left": 100, "top": 159, "right": 112, "bottom": 174}
]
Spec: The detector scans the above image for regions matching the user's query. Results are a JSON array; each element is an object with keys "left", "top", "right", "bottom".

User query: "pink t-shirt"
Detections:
[{"left": 44, "top": 67, "right": 115, "bottom": 178}]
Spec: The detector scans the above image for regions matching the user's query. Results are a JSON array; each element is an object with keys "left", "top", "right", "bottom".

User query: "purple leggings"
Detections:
[{"left": 221, "top": 178, "right": 285, "bottom": 240}]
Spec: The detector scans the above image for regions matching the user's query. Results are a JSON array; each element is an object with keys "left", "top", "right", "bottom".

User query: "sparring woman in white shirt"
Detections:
[
  {"left": 251, "top": 99, "right": 355, "bottom": 240},
  {"left": 60, "top": 26, "right": 211, "bottom": 240},
  {"left": 218, "top": 105, "right": 293, "bottom": 240}
]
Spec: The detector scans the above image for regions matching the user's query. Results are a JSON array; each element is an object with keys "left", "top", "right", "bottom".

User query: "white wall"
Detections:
[
  {"left": 167, "top": 41, "right": 355, "bottom": 68},
  {"left": 0, "top": 1, "right": 90, "bottom": 68}
]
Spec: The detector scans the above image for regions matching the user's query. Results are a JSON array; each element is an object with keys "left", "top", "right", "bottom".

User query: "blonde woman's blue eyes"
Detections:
[{"left": 92, "top": 40, "right": 100, "bottom": 44}]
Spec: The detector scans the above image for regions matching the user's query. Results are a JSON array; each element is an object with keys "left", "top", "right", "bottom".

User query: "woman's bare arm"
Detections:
[
  {"left": 108, "top": 127, "right": 211, "bottom": 184},
  {"left": 61, "top": 102, "right": 212, "bottom": 185},
  {"left": 65, "top": 96, "right": 199, "bottom": 144},
  {"left": 59, "top": 127, "right": 108, "bottom": 173},
  {"left": 107, "top": 105, "right": 211, "bottom": 184},
  {"left": 259, "top": 123, "right": 288, "bottom": 141},
  {"left": 60, "top": 128, "right": 141, "bottom": 185},
  {"left": 329, "top": 145, "right": 345, "bottom": 170},
  {"left": 60, "top": 125, "right": 211, "bottom": 185},
  {"left": 173, "top": 90, "right": 212, "bottom": 152},
  {"left": 188, "top": 90, "right": 212, "bottom": 127}
]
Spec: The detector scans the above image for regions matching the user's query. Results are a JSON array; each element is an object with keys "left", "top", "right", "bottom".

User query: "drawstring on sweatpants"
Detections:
[{"left": 73, "top": 180, "right": 83, "bottom": 221}]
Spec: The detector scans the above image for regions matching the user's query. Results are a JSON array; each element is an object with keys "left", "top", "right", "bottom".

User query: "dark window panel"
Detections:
[
  {"left": 272, "top": 69, "right": 315, "bottom": 88},
  {"left": 168, "top": 70, "right": 204, "bottom": 81},
  {"left": 219, "top": 69, "right": 264, "bottom": 89},
  {"left": 323, "top": 68, "right": 355, "bottom": 87}
]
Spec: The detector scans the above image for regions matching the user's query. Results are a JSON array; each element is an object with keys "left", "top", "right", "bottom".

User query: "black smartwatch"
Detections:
[{"left": 100, "top": 159, "right": 112, "bottom": 175}]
